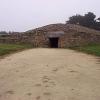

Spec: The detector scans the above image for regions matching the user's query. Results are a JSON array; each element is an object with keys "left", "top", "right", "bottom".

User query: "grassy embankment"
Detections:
[
  {"left": 0, "top": 43, "right": 33, "bottom": 56},
  {"left": 0, "top": 43, "right": 100, "bottom": 57},
  {"left": 69, "top": 43, "right": 100, "bottom": 56}
]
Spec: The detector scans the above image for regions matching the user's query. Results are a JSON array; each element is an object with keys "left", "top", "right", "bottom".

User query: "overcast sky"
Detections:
[{"left": 0, "top": 0, "right": 100, "bottom": 32}]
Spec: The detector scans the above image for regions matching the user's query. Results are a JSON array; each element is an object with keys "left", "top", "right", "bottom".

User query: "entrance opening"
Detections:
[{"left": 49, "top": 38, "right": 59, "bottom": 48}]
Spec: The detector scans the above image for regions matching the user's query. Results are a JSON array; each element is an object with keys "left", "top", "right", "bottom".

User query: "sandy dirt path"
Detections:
[{"left": 0, "top": 48, "right": 100, "bottom": 100}]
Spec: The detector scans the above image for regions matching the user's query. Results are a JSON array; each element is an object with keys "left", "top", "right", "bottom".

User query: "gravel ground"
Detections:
[{"left": 0, "top": 48, "right": 100, "bottom": 100}]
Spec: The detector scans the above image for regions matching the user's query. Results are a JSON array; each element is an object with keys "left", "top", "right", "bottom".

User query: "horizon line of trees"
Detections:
[
  {"left": 66, "top": 12, "right": 100, "bottom": 30},
  {"left": 0, "top": 31, "right": 20, "bottom": 34}
]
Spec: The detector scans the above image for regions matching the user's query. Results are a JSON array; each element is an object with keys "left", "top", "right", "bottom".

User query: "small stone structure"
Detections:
[
  {"left": 25, "top": 24, "right": 100, "bottom": 48},
  {"left": 0, "top": 24, "right": 100, "bottom": 48}
]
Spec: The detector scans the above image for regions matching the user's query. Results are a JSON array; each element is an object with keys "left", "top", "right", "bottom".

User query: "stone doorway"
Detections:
[{"left": 49, "top": 38, "right": 59, "bottom": 48}]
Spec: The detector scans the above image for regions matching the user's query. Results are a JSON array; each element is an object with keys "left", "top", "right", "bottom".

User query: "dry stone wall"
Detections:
[{"left": 0, "top": 24, "right": 100, "bottom": 48}]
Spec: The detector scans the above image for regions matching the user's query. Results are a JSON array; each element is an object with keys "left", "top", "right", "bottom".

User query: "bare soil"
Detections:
[{"left": 0, "top": 48, "right": 100, "bottom": 100}]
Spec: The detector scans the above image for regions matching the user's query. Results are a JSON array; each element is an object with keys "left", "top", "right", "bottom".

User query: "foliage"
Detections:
[
  {"left": 0, "top": 31, "right": 8, "bottom": 35},
  {"left": 67, "top": 12, "right": 100, "bottom": 30}
]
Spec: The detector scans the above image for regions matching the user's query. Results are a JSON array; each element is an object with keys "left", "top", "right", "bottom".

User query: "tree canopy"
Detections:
[{"left": 67, "top": 12, "right": 100, "bottom": 30}]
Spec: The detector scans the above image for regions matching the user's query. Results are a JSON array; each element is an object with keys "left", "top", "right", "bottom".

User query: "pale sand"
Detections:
[{"left": 0, "top": 48, "right": 100, "bottom": 100}]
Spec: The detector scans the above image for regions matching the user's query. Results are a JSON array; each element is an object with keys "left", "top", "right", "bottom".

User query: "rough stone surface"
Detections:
[
  {"left": 25, "top": 24, "right": 100, "bottom": 48},
  {"left": 0, "top": 24, "right": 100, "bottom": 47}
]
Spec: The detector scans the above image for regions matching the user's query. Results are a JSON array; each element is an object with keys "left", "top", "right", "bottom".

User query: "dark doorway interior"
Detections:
[{"left": 49, "top": 38, "right": 59, "bottom": 48}]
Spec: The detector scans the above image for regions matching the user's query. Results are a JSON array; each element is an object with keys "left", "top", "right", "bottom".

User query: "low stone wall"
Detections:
[
  {"left": 0, "top": 33, "right": 36, "bottom": 44},
  {"left": 0, "top": 24, "right": 100, "bottom": 48},
  {"left": 59, "top": 32, "right": 100, "bottom": 48},
  {"left": 28, "top": 31, "right": 100, "bottom": 48}
]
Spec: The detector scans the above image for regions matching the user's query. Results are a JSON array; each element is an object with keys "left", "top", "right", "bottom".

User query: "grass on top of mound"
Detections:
[
  {"left": 69, "top": 43, "right": 100, "bottom": 56},
  {"left": 0, "top": 43, "right": 33, "bottom": 56}
]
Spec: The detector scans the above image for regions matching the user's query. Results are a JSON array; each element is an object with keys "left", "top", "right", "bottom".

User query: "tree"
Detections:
[
  {"left": 67, "top": 14, "right": 83, "bottom": 25},
  {"left": 0, "top": 31, "right": 8, "bottom": 34},
  {"left": 97, "top": 17, "right": 100, "bottom": 22},
  {"left": 96, "top": 17, "right": 100, "bottom": 30},
  {"left": 66, "top": 12, "right": 100, "bottom": 30},
  {"left": 83, "top": 12, "right": 96, "bottom": 28}
]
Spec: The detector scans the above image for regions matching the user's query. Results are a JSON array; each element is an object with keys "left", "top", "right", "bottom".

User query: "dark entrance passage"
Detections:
[{"left": 49, "top": 38, "right": 59, "bottom": 48}]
